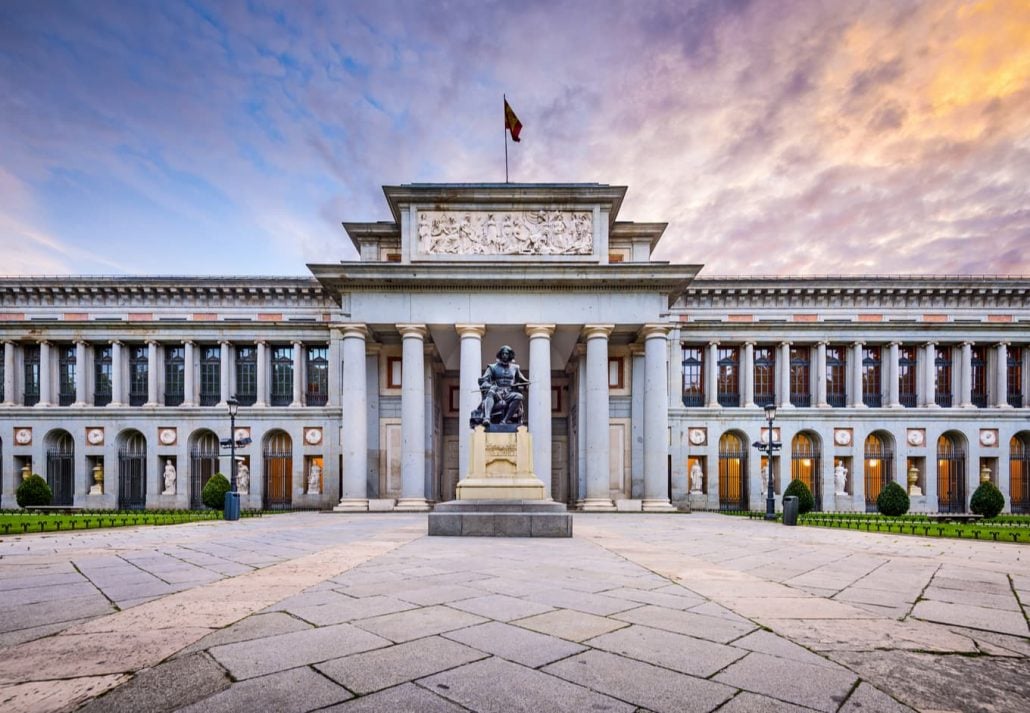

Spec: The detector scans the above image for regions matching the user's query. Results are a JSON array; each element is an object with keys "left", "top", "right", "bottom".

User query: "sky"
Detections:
[{"left": 1, "top": 0, "right": 1028, "bottom": 277}]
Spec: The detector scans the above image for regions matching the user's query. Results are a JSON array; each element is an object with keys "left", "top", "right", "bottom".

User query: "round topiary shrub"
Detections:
[
  {"left": 783, "top": 478, "right": 815, "bottom": 515},
  {"left": 16, "top": 474, "right": 53, "bottom": 508},
  {"left": 201, "top": 473, "right": 231, "bottom": 510},
  {"left": 970, "top": 481, "right": 1005, "bottom": 519},
  {"left": 876, "top": 481, "right": 910, "bottom": 516}
]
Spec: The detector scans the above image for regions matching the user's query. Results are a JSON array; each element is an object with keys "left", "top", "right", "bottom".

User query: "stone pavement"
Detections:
[{"left": 0, "top": 513, "right": 1027, "bottom": 712}]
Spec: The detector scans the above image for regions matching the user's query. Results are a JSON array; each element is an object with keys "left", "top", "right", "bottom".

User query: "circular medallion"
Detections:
[
  {"left": 688, "top": 429, "right": 706, "bottom": 446},
  {"left": 305, "top": 428, "right": 322, "bottom": 445},
  {"left": 980, "top": 430, "right": 997, "bottom": 446},
  {"left": 159, "top": 429, "right": 176, "bottom": 445},
  {"left": 87, "top": 428, "right": 104, "bottom": 445},
  {"left": 14, "top": 428, "right": 31, "bottom": 445},
  {"left": 833, "top": 430, "right": 851, "bottom": 446},
  {"left": 907, "top": 430, "right": 924, "bottom": 446}
]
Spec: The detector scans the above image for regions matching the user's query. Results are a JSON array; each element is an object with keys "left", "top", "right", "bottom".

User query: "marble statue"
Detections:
[
  {"left": 308, "top": 463, "right": 322, "bottom": 495},
  {"left": 162, "top": 460, "right": 176, "bottom": 495},
  {"left": 689, "top": 462, "right": 704, "bottom": 494},
  {"left": 418, "top": 210, "right": 593, "bottom": 256},
  {"left": 834, "top": 462, "right": 848, "bottom": 495},
  {"left": 470, "top": 346, "right": 530, "bottom": 429},
  {"left": 237, "top": 463, "right": 250, "bottom": 494}
]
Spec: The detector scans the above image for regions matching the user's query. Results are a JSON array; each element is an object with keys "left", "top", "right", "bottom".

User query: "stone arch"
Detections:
[
  {"left": 1011, "top": 432, "right": 1030, "bottom": 514},
  {"left": 717, "top": 430, "right": 748, "bottom": 511},
  {"left": 937, "top": 430, "right": 967, "bottom": 513},
  {"left": 791, "top": 431, "right": 822, "bottom": 511},
  {"left": 262, "top": 430, "right": 293, "bottom": 510},
  {"left": 117, "top": 429, "right": 147, "bottom": 510},
  {"left": 863, "top": 430, "right": 894, "bottom": 511},
  {"left": 44, "top": 429, "right": 75, "bottom": 506},
  {"left": 188, "top": 428, "right": 220, "bottom": 508}
]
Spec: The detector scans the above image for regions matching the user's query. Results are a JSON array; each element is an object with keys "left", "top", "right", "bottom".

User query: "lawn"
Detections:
[{"left": 0, "top": 509, "right": 262, "bottom": 535}]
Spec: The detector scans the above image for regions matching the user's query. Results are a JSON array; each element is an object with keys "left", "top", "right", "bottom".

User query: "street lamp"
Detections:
[
  {"left": 764, "top": 403, "right": 777, "bottom": 521},
  {"left": 225, "top": 396, "right": 240, "bottom": 521}
]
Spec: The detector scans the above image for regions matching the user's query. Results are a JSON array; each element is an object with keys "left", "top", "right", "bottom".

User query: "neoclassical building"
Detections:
[{"left": 1, "top": 183, "right": 1027, "bottom": 514}]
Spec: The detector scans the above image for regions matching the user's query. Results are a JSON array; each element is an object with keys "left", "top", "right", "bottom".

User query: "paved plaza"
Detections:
[{"left": 0, "top": 514, "right": 1027, "bottom": 713}]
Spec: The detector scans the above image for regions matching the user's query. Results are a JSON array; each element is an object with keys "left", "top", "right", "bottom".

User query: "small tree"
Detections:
[
  {"left": 970, "top": 481, "right": 1005, "bottom": 519},
  {"left": 201, "top": 473, "right": 231, "bottom": 510},
  {"left": 16, "top": 474, "right": 53, "bottom": 508},
  {"left": 783, "top": 478, "right": 815, "bottom": 515},
  {"left": 876, "top": 481, "right": 910, "bottom": 516}
]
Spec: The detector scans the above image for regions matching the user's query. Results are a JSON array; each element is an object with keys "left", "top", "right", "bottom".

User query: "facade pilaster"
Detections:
[
  {"left": 924, "top": 342, "right": 938, "bottom": 408},
  {"left": 145, "top": 340, "right": 159, "bottom": 406},
  {"left": 526, "top": 324, "right": 555, "bottom": 499},
  {"left": 395, "top": 324, "right": 429, "bottom": 511},
  {"left": 291, "top": 340, "right": 304, "bottom": 407},
  {"left": 338, "top": 325, "right": 369, "bottom": 510},
  {"left": 959, "top": 342, "right": 974, "bottom": 408},
  {"left": 705, "top": 341, "right": 719, "bottom": 408},
  {"left": 38, "top": 340, "right": 52, "bottom": 407},
  {"left": 73, "top": 340, "right": 88, "bottom": 406},
  {"left": 111, "top": 340, "right": 124, "bottom": 406},
  {"left": 815, "top": 341, "right": 829, "bottom": 408},
  {"left": 742, "top": 341, "right": 756, "bottom": 408},
  {"left": 182, "top": 340, "right": 195, "bottom": 407},
  {"left": 887, "top": 341, "right": 901, "bottom": 408},
  {"left": 581, "top": 324, "right": 615, "bottom": 511},
  {"left": 642, "top": 325, "right": 674, "bottom": 511},
  {"left": 456, "top": 324, "right": 486, "bottom": 482},
  {"left": 777, "top": 341, "right": 793, "bottom": 408},
  {"left": 994, "top": 342, "right": 1011, "bottom": 408},
  {"left": 219, "top": 340, "right": 231, "bottom": 407},
  {"left": 255, "top": 340, "right": 268, "bottom": 407},
  {"left": 2, "top": 341, "right": 14, "bottom": 405}
]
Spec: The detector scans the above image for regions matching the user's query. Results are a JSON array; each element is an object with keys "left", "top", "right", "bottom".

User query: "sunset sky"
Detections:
[{"left": 1, "top": 0, "right": 1028, "bottom": 277}]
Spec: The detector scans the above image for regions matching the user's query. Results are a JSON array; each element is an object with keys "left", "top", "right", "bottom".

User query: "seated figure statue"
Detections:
[{"left": 470, "top": 345, "right": 530, "bottom": 429}]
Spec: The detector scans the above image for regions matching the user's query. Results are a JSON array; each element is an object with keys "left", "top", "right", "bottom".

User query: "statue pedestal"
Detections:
[
  {"left": 688, "top": 492, "right": 708, "bottom": 511},
  {"left": 455, "top": 425, "right": 547, "bottom": 500}
]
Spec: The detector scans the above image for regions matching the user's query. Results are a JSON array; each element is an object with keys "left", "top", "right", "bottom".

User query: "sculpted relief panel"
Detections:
[{"left": 417, "top": 210, "right": 593, "bottom": 256}]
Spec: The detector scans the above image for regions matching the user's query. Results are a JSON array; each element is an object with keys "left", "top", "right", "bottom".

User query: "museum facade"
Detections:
[{"left": 1, "top": 183, "right": 1028, "bottom": 513}]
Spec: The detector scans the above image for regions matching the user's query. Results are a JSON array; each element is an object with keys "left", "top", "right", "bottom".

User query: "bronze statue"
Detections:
[{"left": 470, "top": 345, "right": 530, "bottom": 429}]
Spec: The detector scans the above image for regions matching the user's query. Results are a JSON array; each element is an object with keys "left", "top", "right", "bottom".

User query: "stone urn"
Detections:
[
  {"left": 20, "top": 464, "right": 31, "bottom": 481},
  {"left": 980, "top": 464, "right": 992, "bottom": 484},
  {"left": 907, "top": 465, "right": 923, "bottom": 496}
]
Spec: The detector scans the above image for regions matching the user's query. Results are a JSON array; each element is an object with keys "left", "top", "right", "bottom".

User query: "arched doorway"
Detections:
[
  {"left": 791, "top": 432, "right": 822, "bottom": 511},
  {"left": 189, "top": 430, "right": 220, "bottom": 509},
  {"left": 118, "top": 431, "right": 147, "bottom": 510},
  {"left": 864, "top": 432, "right": 893, "bottom": 512},
  {"left": 263, "top": 430, "right": 292, "bottom": 510},
  {"left": 718, "top": 431, "right": 748, "bottom": 510},
  {"left": 1012, "top": 433, "right": 1030, "bottom": 514},
  {"left": 45, "top": 430, "right": 75, "bottom": 506},
  {"left": 937, "top": 432, "right": 967, "bottom": 513}
]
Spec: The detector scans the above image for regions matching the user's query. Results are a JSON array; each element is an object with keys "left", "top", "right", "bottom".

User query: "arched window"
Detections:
[
  {"left": 791, "top": 432, "right": 821, "bottom": 510},
  {"left": 189, "top": 430, "right": 220, "bottom": 509},
  {"left": 118, "top": 431, "right": 147, "bottom": 510},
  {"left": 263, "top": 431, "right": 293, "bottom": 510},
  {"left": 864, "top": 433, "right": 893, "bottom": 512},
  {"left": 1012, "top": 434, "right": 1029, "bottom": 514},
  {"left": 45, "top": 430, "right": 74, "bottom": 506},
  {"left": 718, "top": 432, "right": 748, "bottom": 510},
  {"left": 937, "top": 433, "right": 966, "bottom": 513}
]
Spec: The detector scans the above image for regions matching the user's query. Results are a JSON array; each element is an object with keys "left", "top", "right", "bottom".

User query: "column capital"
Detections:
[
  {"left": 219, "top": 339, "right": 232, "bottom": 347},
  {"left": 816, "top": 339, "right": 829, "bottom": 346},
  {"left": 397, "top": 324, "right": 428, "bottom": 339},
  {"left": 996, "top": 340, "right": 1011, "bottom": 347},
  {"left": 182, "top": 339, "right": 195, "bottom": 347},
  {"left": 582, "top": 324, "right": 614, "bottom": 340},
  {"left": 74, "top": 338, "right": 89, "bottom": 346},
  {"left": 853, "top": 340, "right": 865, "bottom": 347},
  {"left": 340, "top": 324, "right": 368, "bottom": 340},
  {"left": 961, "top": 340, "right": 974, "bottom": 348},
  {"left": 292, "top": 339, "right": 304, "bottom": 347},
  {"left": 456, "top": 324, "right": 487, "bottom": 339},
  {"left": 888, "top": 340, "right": 902, "bottom": 347},
  {"left": 525, "top": 324, "right": 556, "bottom": 339},
  {"left": 639, "top": 324, "right": 670, "bottom": 340},
  {"left": 779, "top": 340, "right": 792, "bottom": 349},
  {"left": 628, "top": 343, "right": 645, "bottom": 356},
  {"left": 925, "top": 340, "right": 938, "bottom": 347},
  {"left": 708, "top": 339, "right": 720, "bottom": 347},
  {"left": 146, "top": 339, "right": 160, "bottom": 347},
  {"left": 37, "top": 339, "right": 50, "bottom": 346}
]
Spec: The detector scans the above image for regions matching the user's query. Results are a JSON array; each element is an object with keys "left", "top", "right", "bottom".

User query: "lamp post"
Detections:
[
  {"left": 225, "top": 396, "right": 240, "bottom": 521},
  {"left": 764, "top": 403, "right": 777, "bottom": 521}
]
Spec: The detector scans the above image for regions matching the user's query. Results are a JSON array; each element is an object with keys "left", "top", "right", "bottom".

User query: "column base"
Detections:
[
  {"left": 580, "top": 498, "right": 616, "bottom": 512},
  {"left": 394, "top": 498, "right": 430, "bottom": 512},
  {"left": 333, "top": 498, "right": 369, "bottom": 512},
  {"left": 641, "top": 499, "right": 677, "bottom": 512}
]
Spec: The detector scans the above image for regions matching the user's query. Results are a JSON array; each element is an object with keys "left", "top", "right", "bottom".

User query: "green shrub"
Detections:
[
  {"left": 876, "top": 481, "right": 910, "bottom": 516},
  {"left": 16, "top": 474, "right": 53, "bottom": 508},
  {"left": 783, "top": 479, "right": 815, "bottom": 515},
  {"left": 201, "top": 473, "right": 231, "bottom": 510},
  {"left": 970, "top": 481, "right": 1005, "bottom": 519}
]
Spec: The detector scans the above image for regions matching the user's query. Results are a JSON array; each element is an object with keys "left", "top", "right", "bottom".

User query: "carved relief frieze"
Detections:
[{"left": 417, "top": 210, "right": 593, "bottom": 256}]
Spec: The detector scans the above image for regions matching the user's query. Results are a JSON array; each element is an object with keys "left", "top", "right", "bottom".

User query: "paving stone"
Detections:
[
  {"left": 833, "top": 586, "right": 915, "bottom": 608},
  {"left": 911, "top": 599, "right": 1029, "bottom": 637},
  {"left": 713, "top": 651, "right": 857, "bottom": 712},
  {"left": 526, "top": 587, "right": 639, "bottom": 616},
  {"left": 315, "top": 635, "right": 488, "bottom": 694},
  {"left": 263, "top": 589, "right": 351, "bottom": 612},
  {"left": 600, "top": 586, "right": 705, "bottom": 610},
  {"left": 0, "top": 618, "right": 92, "bottom": 648},
  {"left": 418, "top": 656, "right": 635, "bottom": 713},
  {"left": 0, "top": 571, "right": 84, "bottom": 592},
  {"left": 948, "top": 626, "right": 1030, "bottom": 657},
  {"left": 613, "top": 605, "right": 756, "bottom": 643},
  {"left": 838, "top": 682, "right": 916, "bottom": 712},
  {"left": 208, "top": 623, "right": 390, "bottom": 679},
  {"left": 0, "top": 595, "right": 114, "bottom": 634},
  {"left": 447, "top": 593, "right": 554, "bottom": 621},
  {"left": 468, "top": 575, "right": 554, "bottom": 597},
  {"left": 760, "top": 617, "right": 979, "bottom": 653},
  {"left": 321, "top": 682, "right": 468, "bottom": 712},
  {"left": 588, "top": 624, "right": 746, "bottom": 677},
  {"left": 177, "top": 665, "right": 352, "bottom": 713},
  {"left": 922, "top": 585, "right": 1021, "bottom": 611},
  {"left": 543, "top": 649, "right": 737, "bottom": 713},
  {"left": 179, "top": 612, "right": 313, "bottom": 655},
  {"left": 393, "top": 583, "right": 484, "bottom": 606},
  {"left": 685, "top": 600, "right": 754, "bottom": 623},
  {"left": 727, "top": 596, "right": 878, "bottom": 620},
  {"left": 729, "top": 630, "right": 844, "bottom": 670},
  {"left": 0, "top": 674, "right": 128, "bottom": 713},
  {"left": 931, "top": 576, "right": 1012, "bottom": 596},
  {"left": 352, "top": 604, "right": 487, "bottom": 643},
  {"left": 715, "top": 691, "right": 819, "bottom": 712},
  {"left": 77, "top": 652, "right": 230, "bottom": 713},
  {"left": 512, "top": 608, "right": 630, "bottom": 642},
  {"left": 444, "top": 621, "right": 586, "bottom": 667},
  {"left": 290, "top": 594, "right": 417, "bottom": 625}
]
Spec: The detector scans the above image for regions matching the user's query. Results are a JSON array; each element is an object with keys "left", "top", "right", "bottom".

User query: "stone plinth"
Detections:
[
  {"left": 455, "top": 425, "right": 547, "bottom": 500},
  {"left": 688, "top": 492, "right": 708, "bottom": 511},
  {"left": 428, "top": 500, "right": 572, "bottom": 537},
  {"left": 834, "top": 494, "right": 858, "bottom": 512}
]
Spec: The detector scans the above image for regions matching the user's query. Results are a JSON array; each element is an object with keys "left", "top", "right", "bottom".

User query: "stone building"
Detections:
[{"left": 1, "top": 183, "right": 1027, "bottom": 513}]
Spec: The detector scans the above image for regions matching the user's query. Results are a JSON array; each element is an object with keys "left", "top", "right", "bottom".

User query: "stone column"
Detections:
[
  {"left": 255, "top": 340, "right": 268, "bottom": 407},
  {"left": 111, "top": 341, "right": 124, "bottom": 407},
  {"left": 885, "top": 341, "right": 900, "bottom": 408},
  {"left": 182, "top": 340, "right": 195, "bottom": 407},
  {"left": 219, "top": 340, "right": 231, "bottom": 406},
  {"left": 959, "top": 341, "right": 974, "bottom": 408},
  {"left": 850, "top": 341, "right": 865, "bottom": 408},
  {"left": 924, "top": 342, "right": 938, "bottom": 407},
  {"left": 338, "top": 325, "right": 369, "bottom": 510},
  {"left": 815, "top": 341, "right": 829, "bottom": 407},
  {"left": 456, "top": 324, "right": 486, "bottom": 481},
  {"left": 327, "top": 329, "right": 342, "bottom": 409},
  {"left": 742, "top": 341, "right": 756, "bottom": 408},
  {"left": 2, "top": 341, "right": 14, "bottom": 406},
  {"left": 705, "top": 341, "right": 720, "bottom": 408},
  {"left": 74, "top": 340, "right": 88, "bottom": 406},
  {"left": 527, "top": 324, "right": 555, "bottom": 499},
  {"left": 575, "top": 347, "right": 587, "bottom": 505},
  {"left": 396, "top": 324, "right": 429, "bottom": 511},
  {"left": 669, "top": 327, "right": 683, "bottom": 407},
  {"left": 291, "top": 340, "right": 304, "bottom": 407},
  {"left": 145, "top": 340, "right": 159, "bottom": 406},
  {"left": 582, "top": 324, "right": 615, "bottom": 511},
  {"left": 778, "top": 341, "right": 793, "bottom": 408},
  {"left": 995, "top": 342, "right": 1011, "bottom": 408},
  {"left": 642, "top": 325, "right": 674, "bottom": 511},
  {"left": 38, "top": 340, "right": 52, "bottom": 407}
]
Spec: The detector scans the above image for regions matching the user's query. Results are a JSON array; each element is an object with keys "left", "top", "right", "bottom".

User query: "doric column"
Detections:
[
  {"left": 396, "top": 324, "right": 429, "bottom": 510},
  {"left": 74, "top": 340, "right": 88, "bottom": 406},
  {"left": 219, "top": 340, "right": 231, "bottom": 406},
  {"left": 850, "top": 341, "right": 865, "bottom": 408},
  {"left": 888, "top": 341, "right": 901, "bottom": 408},
  {"left": 144, "top": 340, "right": 159, "bottom": 406},
  {"left": 705, "top": 341, "right": 720, "bottom": 408},
  {"left": 291, "top": 340, "right": 303, "bottom": 407},
  {"left": 959, "top": 341, "right": 974, "bottom": 408},
  {"left": 815, "top": 341, "right": 829, "bottom": 408},
  {"left": 38, "top": 340, "right": 52, "bottom": 407},
  {"left": 778, "top": 341, "right": 793, "bottom": 408},
  {"left": 338, "top": 325, "right": 369, "bottom": 510},
  {"left": 924, "top": 342, "right": 938, "bottom": 407},
  {"left": 526, "top": 324, "right": 555, "bottom": 499},
  {"left": 456, "top": 324, "right": 486, "bottom": 481},
  {"left": 995, "top": 342, "right": 1011, "bottom": 408},
  {"left": 110, "top": 340, "right": 124, "bottom": 406},
  {"left": 642, "top": 325, "right": 674, "bottom": 511},
  {"left": 182, "top": 340, "right": 195, "bottom": 407},
  {"left": 669, "top": 327, "right": 683, "bottom": 406},
  {"left": 2, "top": 341, "right": 14, "bottom": 406},
  {"left": 582, "top": 324, "right": 615, "bottom": 511},
  {"left": 255, "top": 340, "right": 268, "bottom": 407},
  {"left": 742, "top": 341, "right": 756, "bottom": 408}
]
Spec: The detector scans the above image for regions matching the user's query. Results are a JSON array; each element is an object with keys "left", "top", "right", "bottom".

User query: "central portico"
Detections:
[{"left": 309, "top": 183, "right": 701, "bottom": 513}]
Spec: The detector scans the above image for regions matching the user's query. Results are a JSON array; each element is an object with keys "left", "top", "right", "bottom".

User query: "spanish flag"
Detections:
[{"left": 504, "top": 98, "right": 522, "bottom": 142}]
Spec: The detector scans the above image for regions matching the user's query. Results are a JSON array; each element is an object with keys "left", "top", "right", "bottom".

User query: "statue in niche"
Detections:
[
  {"left": 162, "top": 460, "right": 176, "bottom": 495},
  {"left": 470, "top": 346, "right": 530, "bottom": 429},
  {"left": 237, "top": 462, "right": 250, "bottom": 494},
  {"left": 308, "top": 462, "right": 322, "bottom": 495},
  {"left": 834, "top": 461, "right": 848, "bottom": 495},
  {"left": 689, "top": 462, "right": 704, "bottom": 494}
]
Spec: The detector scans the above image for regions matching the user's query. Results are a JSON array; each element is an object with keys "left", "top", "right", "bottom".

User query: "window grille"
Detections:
[
  {"left": 94, "top": 345, "right": 112, "bottom": 406},
  {"left": 681, "top": 346, "right": 704, "bottom": 407},
  {"left": 129, "top": 345, "right": 148, "bottom": 406},
  {"left": 23, "top": 344, "right": 40, "bottom": 406},
  {"left": 58, "top": 345, "right": 76, "bottom": 406},
  {"left": 898, "top": 346, "right": 917, "bottom": 407},
  {"left": 935, "top": 348, "right": 953, "bottom": 407},
  {"left": 164, "top": 345, "right": 185, "bottom": 406},
  {"left": 970, "top": 346, "right": 987, "bottom": 407},
  {"left": 1008, "top": 347, "right": 1024, "bottom": 408},
  {"left": 235, "top": 345, "right": 257, "bottom": 406},
  {"left": 270, "top": 346, "right": 293, "bottom": 406},
  {"left": 789, "top": 347, "right": 810, "bottom": 407},
  {"left": 825, "top": 346, "right": 847, "bottom": 408},
  {"left": 716, "top": 347, "right": 739, "bottom": 407},
  {"left": 200, "top": 345, "right": 221, "bottom": 406},
  {"left": 862, "top": 346, "right": 881, "bottom": 407},
  {"left": 305, "top": 346, "right": 328, "bottom": 406},
  {"left": 753, "top": 347, "right": 775, "bottom": 407}
]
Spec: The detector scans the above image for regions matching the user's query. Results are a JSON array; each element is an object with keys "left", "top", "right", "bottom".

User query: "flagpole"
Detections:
[{"left": 503, "top": 94, "right": 509, "bottom": 183}]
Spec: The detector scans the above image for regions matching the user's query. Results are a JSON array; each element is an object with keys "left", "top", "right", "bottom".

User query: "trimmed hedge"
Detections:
[
  {"left": 201, "top": 473, "right": 231, "bottom": 511},
  {"left": 783, "top": 479, "right": 815, "bottom": 515},
  {"left": 970, "top": 481, "right": 1005, "bottom": 519},
  {"left": 16, "top": 474, "right": 52, "bottom": 508},
  {"left": 876, "top": 481, "right": 910, "bottom": 516}
]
